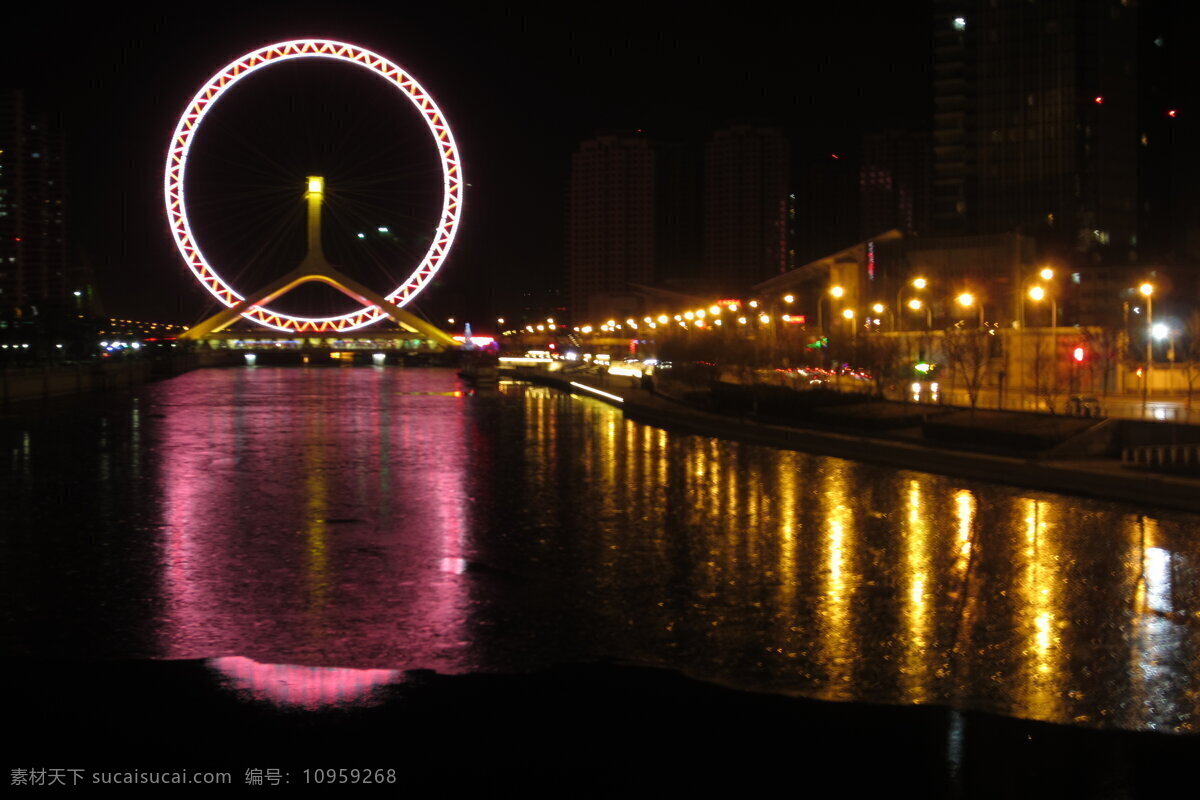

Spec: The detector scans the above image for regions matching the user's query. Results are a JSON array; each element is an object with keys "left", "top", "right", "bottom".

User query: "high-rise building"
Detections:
[
  {"left": 652, "top": 140, "right": 702, "bottom": 289},
  {"left": 1135, "top": 1, "right": 1200, "bottom": 262},
  {"left": 861, "top": 130, "right": 932, "bottom": 239},
  {"left": 791, "top": 151, "right": 860, "bottom": 269},
  {"left": 567, "top": 133, "right": 654, "bottom": 323},
  {"left": 931, "top": 1, "right": 1140, "bottom": 256},
  {"left": 703, "top": 125, "right": 790, "bottom": 291},
  {"left": 0, "top": 90, "right": 68, "bottom": 313},
  {"left": 931, "top": 5, "right": 972, "bottom": 236}
]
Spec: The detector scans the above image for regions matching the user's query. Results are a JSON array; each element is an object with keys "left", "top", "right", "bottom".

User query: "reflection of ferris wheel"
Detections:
[{"left": 165, "top": 39, "right": 463, "bottom": 334}]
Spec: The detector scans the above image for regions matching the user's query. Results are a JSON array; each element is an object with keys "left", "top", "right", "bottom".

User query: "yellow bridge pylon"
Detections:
[{"left": 181, "top": 176, "right": 457, "bottom": 347}]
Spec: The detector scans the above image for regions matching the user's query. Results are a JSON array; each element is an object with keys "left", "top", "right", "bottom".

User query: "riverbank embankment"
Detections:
[
  {"left": 1, "top": 355, "right": 199, "bottom": 405},
  {"left": 508, "top": 366, "right": 1200, "bottom": 514}
]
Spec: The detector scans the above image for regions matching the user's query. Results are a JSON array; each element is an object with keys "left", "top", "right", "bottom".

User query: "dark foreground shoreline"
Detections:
[{"left": 7, "top": 658, "right": 1197, "bottom": 796}]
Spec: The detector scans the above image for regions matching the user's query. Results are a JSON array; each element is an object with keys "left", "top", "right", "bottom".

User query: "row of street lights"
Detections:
[
  {"left": 563, "top": 272, "right": 1163, "bottom": 353},
  {"left": 564, "top": 276, "right": 990, "bottom": 339},
  {"left": 826, "top": 272, "right": 1068, "bottom": 334},
  {"left": 820, "top": 277, "right": 943, "bottom": 334}
]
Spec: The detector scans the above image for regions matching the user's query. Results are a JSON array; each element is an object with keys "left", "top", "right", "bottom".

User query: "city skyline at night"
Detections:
[
  {"left": 2, "top": 2, "right": 938, "bottom": 329},
  {"left": 6, "top": 3, "right": 1200, "bottom": 786}
]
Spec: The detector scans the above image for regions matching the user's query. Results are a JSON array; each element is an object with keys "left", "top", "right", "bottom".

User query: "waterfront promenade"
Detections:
[{"left": 510, "top": 366, "right": 1200, "bottom": 514}]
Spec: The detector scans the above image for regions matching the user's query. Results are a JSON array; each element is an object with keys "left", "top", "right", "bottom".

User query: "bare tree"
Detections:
[
  {"left": 1078, "top": 325, "right": 1121, "bottom": 401},
  {"left": 942, "top": 324, "right": 992, "bottom": 409},
  {"left": 1181, "top": 312, "right": 1200, "bottom": 414},
  {"left": 1027, "top": 331, "right": 1065, "bottom": 414},
  {"left": 863, "top": 333, "right": 902, "bottom": 398}
]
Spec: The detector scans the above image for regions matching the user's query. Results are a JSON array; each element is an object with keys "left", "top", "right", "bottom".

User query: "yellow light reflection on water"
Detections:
[
  {"left": 303, "top": 415, "right": 331, "bottom": 625},
  {"left": 953, "top": 490, "right": 976, "bottom": 569},
  {"left": 708, "top": 440, "right": 723, "bottom": 526},
  {"left": 507, "top": 382, "right": 1200, "bottom": 733},
  {"left": 776, "top": 453, "right": 799, "bottom": 611},
  {"left": 818, "top": 460, "right": 854, "bottom": 697},
  {"left": 1019, "top": 498, "right": 1062, "bottom": 718},
  {"left": 1123, "top": 513, "right": 1190, "bottom": 731},
  {"left": 901, "top": 479, "right": 932, "bottom": 702},
  {"left": 600, "top": 403, "right": 618, "bottom": 489},
  {"left": 655, "top": 428, "right": 668, "bottom": 491}
]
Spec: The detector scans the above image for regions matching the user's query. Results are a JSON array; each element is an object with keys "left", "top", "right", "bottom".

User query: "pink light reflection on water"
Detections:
[
  {"left": 209, "top": 655, "right": 401, "bottom": 710},
  {"left": 155, "top": 368, "right": 476, "bottom": 677}
]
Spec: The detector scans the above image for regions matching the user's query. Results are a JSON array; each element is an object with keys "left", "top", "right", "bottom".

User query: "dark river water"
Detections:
[{"left": 3, "top": 367, "right": 1197, "bottom": 735}]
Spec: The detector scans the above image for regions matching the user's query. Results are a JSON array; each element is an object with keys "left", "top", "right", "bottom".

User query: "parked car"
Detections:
[{"left": 1069, "top": 395, "right": 1102, "bottom": 417}]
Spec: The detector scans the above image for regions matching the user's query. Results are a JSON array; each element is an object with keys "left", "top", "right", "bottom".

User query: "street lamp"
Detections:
[
  {"left": 908, "top": 298, "right": 932, "bottom": 330},
  {"left": 1153, "top": 323, "right": 1177, "bottom": 364},
  {"left": 896, "top": 277, "right": 928, "bottom": 331},
  {"left": 819, "top": 285, "right": 845, "bottom": 336},
  {"left": 1140, "top": 282, "right": 1154, "bottom": 414},
  {"left": 1027, "top": 285, "right": 1059, "bottom": 391},
  {"left": 1020, "top": 268, "right": 1057, "bottom": 327},
  {"left": 956, "top": 292, "right": 984, "bottom": 327},
  {"left": 871, "top": 302, "right": 892, "bottom": 331},
  {"left": 1026, "top": 285, "right": 1057, "bottom": 329}
]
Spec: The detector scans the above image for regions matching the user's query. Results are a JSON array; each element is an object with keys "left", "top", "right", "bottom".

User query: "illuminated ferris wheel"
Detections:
[{"left": 164, "top": 39, "right": 463, "bottom": 335}]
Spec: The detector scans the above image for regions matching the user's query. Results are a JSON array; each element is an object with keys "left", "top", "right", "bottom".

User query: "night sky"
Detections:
[{"left": 4, "top": 2, "right": 931, "bottom": 329}]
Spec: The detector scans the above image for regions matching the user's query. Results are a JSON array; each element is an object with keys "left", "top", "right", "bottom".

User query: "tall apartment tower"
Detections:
[
  {"left": 703, "top": 126, "right": 790, "bottom": 292},
  {"left": 861, "top": 130, "right": 932, "bottom": 238},
  {"left": 931, "top": 1, "right": 1139, "bottom": 254},
  {"left": 932, "top": 6, "right": 972, "bottom": 235},
  {"left": 652, "top": 140, "right": 702, "bottom": 288},
  {"left": 567, "top": 134, "right": 654, "bottom": 323},
  {"left": 0, "top": 90, "right": 68, "bottom": 313}
]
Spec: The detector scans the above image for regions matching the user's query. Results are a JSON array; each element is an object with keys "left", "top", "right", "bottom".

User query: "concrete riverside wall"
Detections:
[
  {"left": 1112, "top": 418, "right": 1200, "bottom": 449},
  {"left": 1, "top": 357, "right": 197, "bottom": 404}
]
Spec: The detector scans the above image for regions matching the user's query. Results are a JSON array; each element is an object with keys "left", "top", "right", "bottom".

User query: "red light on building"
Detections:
[
  {"left": 1168, "top": 109, "right": 1178, "bottom": 118},
  {"left": 1073, "top": 347, "right": 1085, "bottom": 362},
  {"left": 1094, "top": 96, "right": 1104, "bottom": 104}
]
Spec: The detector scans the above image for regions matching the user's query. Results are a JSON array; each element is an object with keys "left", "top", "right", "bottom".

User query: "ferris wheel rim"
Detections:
[{"left": 163, "top": 38, "right": 463, "bottom": 333}]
